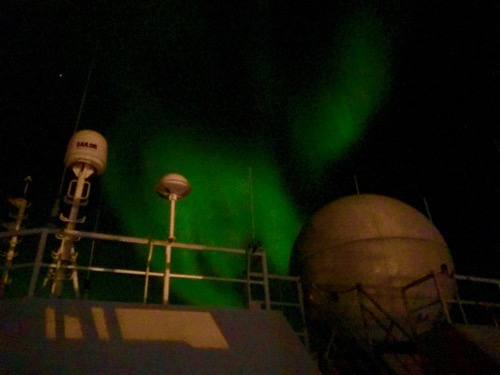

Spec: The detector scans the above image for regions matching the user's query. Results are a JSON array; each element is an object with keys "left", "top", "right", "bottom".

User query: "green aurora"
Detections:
[
  {"left": 291, "top": 10, "right": 391, "bottom": 173},
  {"left": 102, "top": 7, "right": 391, "bottom": 307}
]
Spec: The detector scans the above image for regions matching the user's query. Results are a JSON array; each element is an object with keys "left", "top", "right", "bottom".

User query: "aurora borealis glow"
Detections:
[
  {"left": 4, "top": 1, "right": 497, "bottom": 305},
  {"left": 101, "top": 3, "right": 392, "bottom": 305},
  {"left": 291, "top": 10, "right": 391, "bottom": 172}
]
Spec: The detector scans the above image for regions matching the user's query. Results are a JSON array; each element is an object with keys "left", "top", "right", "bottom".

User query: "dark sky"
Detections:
[{"left": 1, "top": 1, "right": 498, "bottom": 277}]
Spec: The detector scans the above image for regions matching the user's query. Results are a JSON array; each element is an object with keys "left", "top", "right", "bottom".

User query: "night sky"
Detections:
[{"left": 1, "top": 0, "right": 498, "bottom": 286}]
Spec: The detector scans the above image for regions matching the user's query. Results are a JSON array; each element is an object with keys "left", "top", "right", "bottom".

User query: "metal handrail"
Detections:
[
  {"left": 1, "top": 227, "right": 267, "bottom": 297},
  {"left": 401, "top": 270, "right": 500, "bottom": 331},
  {"left": 0, "top": 226, "right": 310, "bottom": 347}
]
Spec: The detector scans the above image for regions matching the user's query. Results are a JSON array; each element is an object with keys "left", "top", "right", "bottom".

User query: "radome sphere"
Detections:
[{"left": 294, "top": 194, "right": 455, "bottom": 339}]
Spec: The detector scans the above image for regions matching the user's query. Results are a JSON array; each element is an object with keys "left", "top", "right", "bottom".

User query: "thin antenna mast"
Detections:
[
  {"left": 423, "top": 197, "right": 434, "bottom": 223},
  {"left": 249, "top": 167, "right": 256, "bottom": 244},
  {"left": 51, "top": 41, "right": 99, "bottom": 218},
  {"left": 354, "top": 175, "right": 360, "bottom": 195}
]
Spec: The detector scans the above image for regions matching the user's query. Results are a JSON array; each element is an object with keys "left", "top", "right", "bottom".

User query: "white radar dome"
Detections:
[
  {"left": 294, "top": 194, "right": 455, "bottom": 339},
  {"left": 64, "top": 130, "right": 108, "bottom": 175},
  {"left": 156, "top": 173, "right": 192, "bottom": 199}
]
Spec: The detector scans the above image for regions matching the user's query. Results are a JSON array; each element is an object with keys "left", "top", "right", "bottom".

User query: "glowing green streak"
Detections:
[
  {"left": 104, "top": 99, "right": 302, "bottom": 306},
  {"left": 292, "top": 12, "right": 391, "bottom": 171},
  {"left": 102, "top": 7, "right": 391, "bottom": 307}
]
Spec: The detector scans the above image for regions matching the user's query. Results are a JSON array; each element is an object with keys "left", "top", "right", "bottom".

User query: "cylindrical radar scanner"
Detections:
[{"left": 64, "top": 130, "right": 108, "bottom": 175}]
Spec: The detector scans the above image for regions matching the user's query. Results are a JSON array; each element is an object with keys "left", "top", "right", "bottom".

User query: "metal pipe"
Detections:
[
  {"left": 170, "top": 273, "right": 254, "bottom": 284},
  {"left": 168, "top": 194, "right": 177, "bottom": 242},
  {"left": 245, "top": 251, "right": 252, "bottom": 308},
  {"left": 28, "top": 229, "right": 49, "bottom": 298},
  {"left": 451, "top": 273, "right": 469, "bottom": 325},
  {"left": 51, "top": 163, "right": 91, "bottom": 297},
  {"left": 59, "top": 229, "right": 250, "bottom": 254},
  {"left": 143, "top": 240, "right": 154, "bottom": 303},
  {"left": 454, "top": 274, "right": 500, "bottom": 285},
  {"left": 296, "top": 278, "right": 310, "bottom": 349},
  {"left": 0, "top": 228, "right": 54, "bottom": 239},
  {"left": 162, "top": 243, "right": 172, "bottom": 304},
  {"left": 431, "top": 271, "right": 452, "bottom": 324},
  {"left": 261, "top": 251, "right": 271, "bottom": 310}
]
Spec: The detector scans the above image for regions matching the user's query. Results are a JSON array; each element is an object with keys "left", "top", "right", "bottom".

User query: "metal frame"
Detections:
[
  {"left": 402, "top": 271, "right": 500, "bottom": 333},
  {"left": 0, "top": 228, "right": 267, "bottom": 301},
  {"left": 356, "top": 284, "right": 413, "bottom": 347},
  {"left": 0, "top": 227, "right": 309, "bottom": 347}
]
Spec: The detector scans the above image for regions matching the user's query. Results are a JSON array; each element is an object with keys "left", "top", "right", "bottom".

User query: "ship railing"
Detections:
[
  {"left": 0, "top": 227, "right": 265, "bottom": 300},
  {"left": 401, "top": 270, "right": 500, "bottom": 336},
  {"left": 0, "top": 227, "right": 309, "bottom": 347}
]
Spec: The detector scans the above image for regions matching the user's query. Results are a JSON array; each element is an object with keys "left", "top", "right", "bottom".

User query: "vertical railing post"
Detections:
[
  {"left": 432, "top": 271, "right": 452, "bottom": 324},
  {"left": 143, "top": 240, "right": 154, "bottom": 304},
  {"left": 260, "top": 251, "right": 271, "bottom": 310},
  {"left": 296, "top": 278, "right": 310, "bottom": 349},
  {"left": 28, "top": 229, "right": 48, "bottom": 298},
  {"left": 162, "top": 243, "right": 172, "bottom": 304},
  {"left": 452, "top": 274, "right": 469, "bottom": 325},
  {"left": 489, "top": 307, "right": 499, "bottom": 329},
  {"left": 245, "top": 250, "right": 252, "bottom": 308}
]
